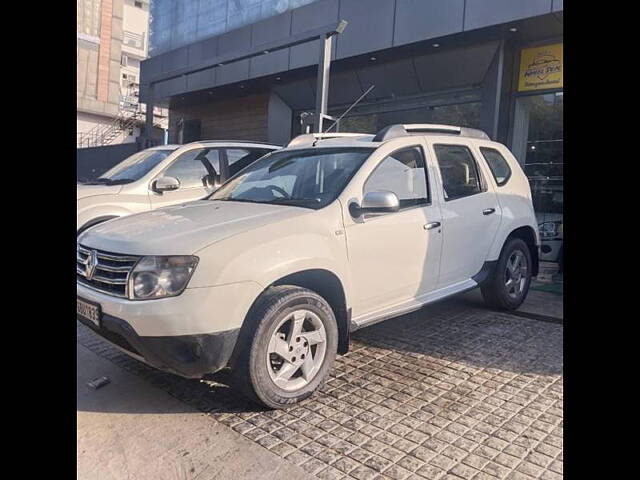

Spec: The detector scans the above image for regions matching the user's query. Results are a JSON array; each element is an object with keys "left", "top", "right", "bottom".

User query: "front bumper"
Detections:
[
  {"left": 76, "top": 280, "right": 263, "bottom": 336},
  {"left": 77, "top": 311, "right": 239, "bottom": 378}
]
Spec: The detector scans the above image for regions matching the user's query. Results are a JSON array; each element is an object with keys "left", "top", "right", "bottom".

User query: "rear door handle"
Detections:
[
  {"left": 424, "top": 222, "right": 441, "bottom": 230},
  {"left": 483, "top": 208, "right": 496, "bottom": 215}
]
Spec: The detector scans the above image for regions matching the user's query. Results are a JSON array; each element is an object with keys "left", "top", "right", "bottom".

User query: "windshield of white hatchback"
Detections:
[{"left": 82, "top": 148, "right": 178, "bottom": 185}]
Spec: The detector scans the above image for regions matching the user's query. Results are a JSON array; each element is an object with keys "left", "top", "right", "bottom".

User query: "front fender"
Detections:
[
  {"left": 190, "top": 203, "right": 352, "bottom": 310},
  {"left": 77, "top": 197, "right": 144, "bottom": 232}
]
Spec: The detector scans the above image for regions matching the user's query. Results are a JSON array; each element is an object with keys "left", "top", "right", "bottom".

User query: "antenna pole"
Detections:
[{"left": 324, "top": 84, "right": 375, "bottom": 134}]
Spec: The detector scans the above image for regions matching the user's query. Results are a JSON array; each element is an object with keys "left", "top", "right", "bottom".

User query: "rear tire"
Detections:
[
  {"left": 481, "top": 238, "right": 532, "bottom": 310},
  {"left": 231, "top": 285, "right": 338, "bottom": 409}
]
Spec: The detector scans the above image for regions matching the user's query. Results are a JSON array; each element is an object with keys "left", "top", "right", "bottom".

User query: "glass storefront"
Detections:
[
  {"left": 513, "top": 92, "right": 563, "bottom": 272},
  {"left": 293, "top": 91, "right": 482, "bottom": 137},
  {"left": 336, "top": 102, "right": 481, "bottom": 134}
]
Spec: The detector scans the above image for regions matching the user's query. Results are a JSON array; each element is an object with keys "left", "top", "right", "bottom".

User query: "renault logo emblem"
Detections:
[{"left": 85, "top": 250, "right": 98, "bottom": 280}]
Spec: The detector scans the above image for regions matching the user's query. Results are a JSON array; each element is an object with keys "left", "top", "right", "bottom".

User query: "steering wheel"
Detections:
[{"left": 268, "top": 185, "right": 291, "bottom": 199}]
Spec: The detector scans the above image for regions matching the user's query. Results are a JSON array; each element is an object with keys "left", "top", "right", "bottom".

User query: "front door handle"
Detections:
[
  {"left": 424, "top": 222, "right": 441, "bottom": 230},
  {"left": 483, "top": 208, "right": 496, "bottom": 215}
]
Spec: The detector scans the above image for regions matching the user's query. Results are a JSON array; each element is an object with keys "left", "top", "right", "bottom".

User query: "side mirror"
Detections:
[
  {"left": 153, "top": 176, "right": 180, "bottom": 193},
  {"left": 349, "top": 191, "right": 400, "bottom": 218}
]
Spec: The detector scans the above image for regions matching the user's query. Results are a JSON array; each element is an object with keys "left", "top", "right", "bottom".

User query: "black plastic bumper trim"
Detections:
[
  {"left": 77, "top": 312, "right": 239, "bottom": 379},
  {"left": 472, "top": 260, "right": 498, "bottom": 285}
]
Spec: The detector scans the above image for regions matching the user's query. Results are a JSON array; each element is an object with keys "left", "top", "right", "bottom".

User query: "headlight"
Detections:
[
  {"left": 129, "top": 256, "right": 198, "bottom": 300},
  {"left": 539, "top": 221, "right": 562, "bottom": 239}
]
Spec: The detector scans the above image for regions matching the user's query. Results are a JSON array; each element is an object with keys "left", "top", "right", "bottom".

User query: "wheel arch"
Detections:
[
  {"left": 77, "top": 215, "right": 119, "bottom": 236},
  {"left": 230, "top": 269, "right": 351, "bottom": 369},
  {"left": 505, "top": 226, "right": 539, "bottom": 277},
  {"left": 270, "top": 269, "right": 350, "bottom": 355}
]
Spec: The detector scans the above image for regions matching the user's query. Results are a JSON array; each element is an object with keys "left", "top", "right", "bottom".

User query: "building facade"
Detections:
[
  {"left": 77, "top": 0, "right": 168, "bottom": 148},
  {"left": 77, "top": 0, "right": 124, "bottom": 144},
  {"left": 140, "top": 0, "right": 563, "bottom": 268}
]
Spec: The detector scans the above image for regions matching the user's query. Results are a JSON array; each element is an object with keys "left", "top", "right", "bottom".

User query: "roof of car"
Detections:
[
  {"left": 147, "top": 144, "right": 181, "bottom": 150},
  {"left": 284, "top": 124, "right": 494, "bottom": 150}
]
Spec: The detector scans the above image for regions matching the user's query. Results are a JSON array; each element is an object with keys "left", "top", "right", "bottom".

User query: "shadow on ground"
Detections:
[{"left": 77, "top": 291, "right": 562, "bottom": 417}]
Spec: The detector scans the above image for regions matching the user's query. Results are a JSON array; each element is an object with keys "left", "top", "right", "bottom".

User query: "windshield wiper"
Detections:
[
  {"left": 212, "top": 198, "right": 266, "bottom": 204},
  {"left": 80, "top": 178, "right": 112, "bottom": 185},
  {"left": 105, "top": 178, "right": 135, "bottom": 185},
  {"left": 260, "top": 198, "right": 316, "bottom": 208},
  {"left": 85, "top": 177, "right": 135, "bottom": 185},
  {"left": 212, "top": 198, "right": 312, "bottom": 208}
]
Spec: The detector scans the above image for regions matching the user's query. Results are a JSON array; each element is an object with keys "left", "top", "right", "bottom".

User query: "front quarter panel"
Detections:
[
  {"left": 189, "top": 202, "right": 352, "bottom": 319},
  {"left": 77, "top": 192, "right": 150, "bottom": 231}
]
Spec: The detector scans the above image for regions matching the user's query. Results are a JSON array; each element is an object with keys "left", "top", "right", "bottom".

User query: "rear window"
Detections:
[
  {"left": 480, "top": 147, "right": 512, "bottom": 186},
  {"left": 434, "top": 144, "right": 483, "bottom": 201}
]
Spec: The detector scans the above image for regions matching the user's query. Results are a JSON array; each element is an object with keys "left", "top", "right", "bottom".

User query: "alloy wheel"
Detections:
[
  {"left": 505, "top": 249, "right": 528, "bottom": 299},
  {"left": 266, "top": 309, "right": 327, "bottom": 391}
]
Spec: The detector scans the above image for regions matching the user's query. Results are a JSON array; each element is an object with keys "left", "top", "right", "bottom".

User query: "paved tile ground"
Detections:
[
  {"left": 77, "top": 296, "right": 563, "bottom": 480},
  {"left": 77, "top": 343, "right": 310, "bottom": 480}
]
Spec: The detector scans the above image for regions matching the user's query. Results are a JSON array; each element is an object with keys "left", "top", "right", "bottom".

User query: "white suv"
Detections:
[
  {"left": 77, "top": 141, "right": 279, "bottom": 234},
  {"left": 77, "top": 124, "right": 539, "bottom": 408}
]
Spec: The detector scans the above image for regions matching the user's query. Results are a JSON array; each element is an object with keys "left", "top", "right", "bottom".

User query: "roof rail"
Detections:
[
  {"left": 286, "top": 133, "right": 372, "bottom": 148},
  {"left": 188, "top": 139, "right": 282, "bottom": 147},
  {"left": 373, "top": 124, "right": 490, "bottom": 142}
]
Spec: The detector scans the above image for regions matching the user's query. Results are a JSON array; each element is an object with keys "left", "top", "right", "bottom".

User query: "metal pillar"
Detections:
[
  {"left": 489, "top": 40, "right": 505, "bottom": 140},
  {"left": 314, "top": 34, "right": 334, "bottom": 133},
  {"left": 480, "top": 40, "right": 505, "bottom": 141},
  {"left": 144, "top": 84, "right": 155, "bottom": 147}
]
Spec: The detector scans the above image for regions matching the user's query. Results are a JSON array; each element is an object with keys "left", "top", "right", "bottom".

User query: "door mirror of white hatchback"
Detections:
[
  {"left": 350, "top": 191, "right": 400, "bottom": 217},
  {"left": 153, "top": 176, "right": 180, "bottom": 193}
]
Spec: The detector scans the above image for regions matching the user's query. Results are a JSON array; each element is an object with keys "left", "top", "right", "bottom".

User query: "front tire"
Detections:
[
  {"left": 481, "top": 238, "right": 532, "bottom": 310},
  {"left": 232, "top": 286, "right": 338, "bottom": 409}
]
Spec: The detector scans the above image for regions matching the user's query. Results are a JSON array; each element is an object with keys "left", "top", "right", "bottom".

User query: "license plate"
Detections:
[{"left": 77, "top": 297, "right": 101, "bottom": 328}]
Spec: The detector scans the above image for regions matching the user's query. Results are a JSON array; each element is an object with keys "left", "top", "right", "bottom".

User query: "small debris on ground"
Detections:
[{"left": 88, "top": 376, "right": 110, "bottom": 389}]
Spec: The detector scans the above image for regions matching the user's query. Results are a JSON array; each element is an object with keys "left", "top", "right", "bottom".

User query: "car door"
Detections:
[
  {"left": 428, "top": 140, "right": 502, "bottom": 288},
  {"left": 344, "top": 144, "right": 443, "bottom": 319},
  {"left": 149, "top": 147, "right": 221, "bottom": 209}
]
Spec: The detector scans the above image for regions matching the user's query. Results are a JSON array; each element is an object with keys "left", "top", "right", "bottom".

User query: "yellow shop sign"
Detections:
[{"left": 518, "top": 43, "right": 563, "bottom": 92}]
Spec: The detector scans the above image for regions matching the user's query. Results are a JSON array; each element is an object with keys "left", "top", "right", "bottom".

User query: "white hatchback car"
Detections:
[
  {"left": 77, "top": 141, "right": 279, "bottom": 234},
  {"left": 77, "top": 124, "right": 539, "bottom": 408}
]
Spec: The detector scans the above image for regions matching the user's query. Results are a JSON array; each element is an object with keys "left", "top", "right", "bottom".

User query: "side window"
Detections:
[
  {"left": 434, "top": 144, "right": 483, "bottom": 201},
  {"left": 364, "top": 147, "right": 429, "bottom": 209},
  {"left": 480, "top": 147, "right": 512, "bottom": 186},
  {"left": 227, "top": 148, "right": 272, "bottom": 177},
  {"left": 163, "top": 148, "right": 210, "bottom": 189}
]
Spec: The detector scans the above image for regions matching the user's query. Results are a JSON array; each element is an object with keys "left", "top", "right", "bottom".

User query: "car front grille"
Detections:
[{"left": 76, "top": 244, "right": 139, "bottom": 298}]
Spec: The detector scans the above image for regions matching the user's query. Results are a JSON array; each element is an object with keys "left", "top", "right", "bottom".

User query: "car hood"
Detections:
[
  {"left": 78, "top": 200, "right": 310, "bottom": 255},
  {"left": 77, "top": 184, "right": 123, "bottom": 200}
]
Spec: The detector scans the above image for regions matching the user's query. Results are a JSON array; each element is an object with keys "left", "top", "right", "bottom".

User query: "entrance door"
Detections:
[
  {"left": 345, "top": 145, "right": 443, "bottom": 318},
  {"left": 429, "top": 141, "right": 502, "bottom": 288},
  {"left": 149, "top": 147, "right": 220, "bottom": 209}
]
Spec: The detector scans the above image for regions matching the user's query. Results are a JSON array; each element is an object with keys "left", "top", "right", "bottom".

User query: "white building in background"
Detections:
[{"left": 77, "top": 0, "right": 167, "bottom": 148}]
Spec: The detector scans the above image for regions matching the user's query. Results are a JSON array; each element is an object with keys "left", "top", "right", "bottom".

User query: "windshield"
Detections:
[
  {"left": 82, "top": 148, "right": 177, "bottom": 185},
  {"left": 210, "top": 148, "right": 373, "bottom": 209}
]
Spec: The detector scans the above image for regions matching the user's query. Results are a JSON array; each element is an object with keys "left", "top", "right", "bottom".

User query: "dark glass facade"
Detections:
[{"left": 149, "top": 0, "right": 321, "bottom": 55}]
